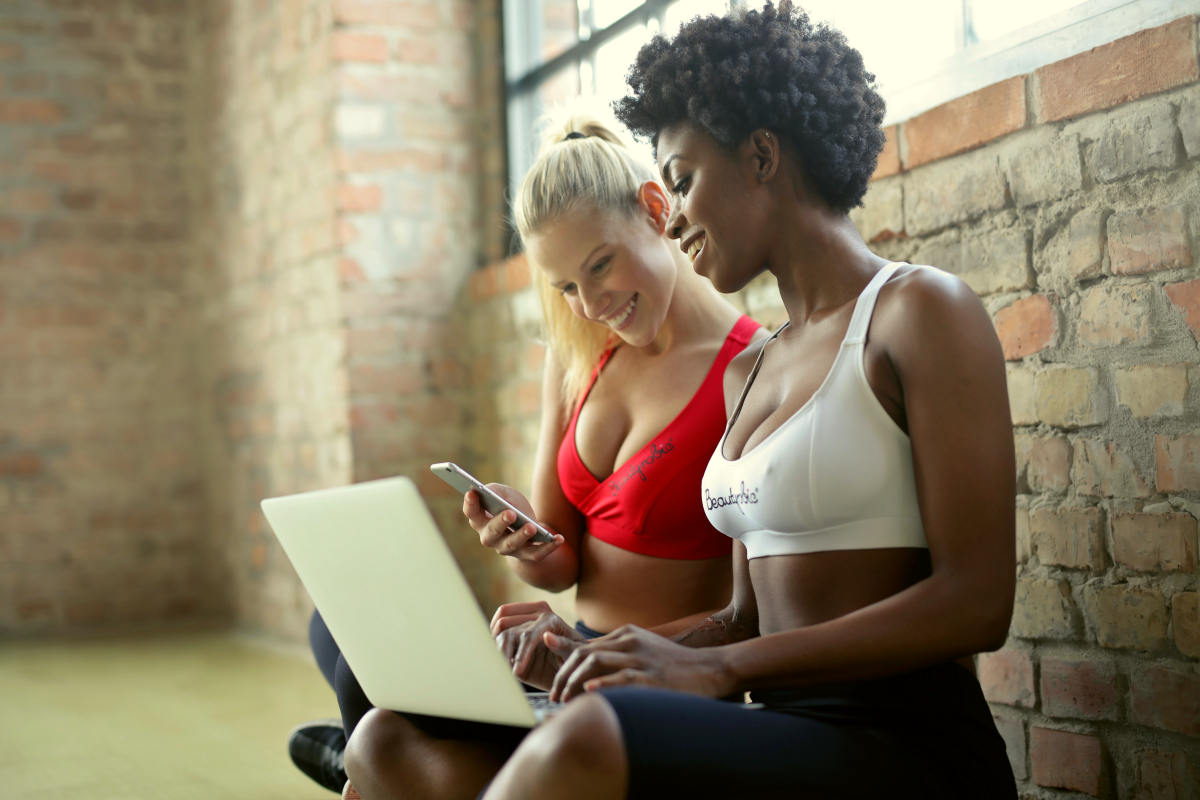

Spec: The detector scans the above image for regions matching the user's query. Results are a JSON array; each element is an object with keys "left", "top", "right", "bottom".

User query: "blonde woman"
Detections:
[{"left": 293, "top": 111, "right": 763, "bottom": 796}]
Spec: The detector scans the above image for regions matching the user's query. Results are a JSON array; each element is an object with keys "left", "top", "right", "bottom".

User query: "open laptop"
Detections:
[{"left": 261, "top": 476, "right": 552, "bottom": 728}]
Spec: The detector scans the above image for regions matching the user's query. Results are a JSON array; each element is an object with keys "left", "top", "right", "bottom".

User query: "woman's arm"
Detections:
[
  {"left": 666, "top": 541, "right": 758, "bottom": 645},
  {"left": 547, "top": 270, "right": 1015, "bottom": 699}
]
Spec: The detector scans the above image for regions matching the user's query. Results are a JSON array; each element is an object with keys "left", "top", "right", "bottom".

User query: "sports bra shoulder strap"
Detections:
[
  {"left": 722, "top": 320, "right": 787, "bottom": 437},
  {"left": 843, "top": 262, "right": 905, "bottom": 345},
  {"left": 569, "top": 345, "right": 617, "bottom": 422}
]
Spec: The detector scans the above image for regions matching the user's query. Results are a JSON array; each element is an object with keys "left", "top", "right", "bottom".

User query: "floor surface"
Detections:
[{"left": 0, "top": 629, "right": 342, "bottom": 799}]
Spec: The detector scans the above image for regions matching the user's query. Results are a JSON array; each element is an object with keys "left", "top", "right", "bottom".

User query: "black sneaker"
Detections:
[{"left": 288, "top": 719, "right": 348, "bottom": 793}]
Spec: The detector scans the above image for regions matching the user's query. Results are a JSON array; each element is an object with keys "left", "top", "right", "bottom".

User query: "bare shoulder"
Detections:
[{"left": 873, "top": 263, "right": 1003, "bottom": 374}]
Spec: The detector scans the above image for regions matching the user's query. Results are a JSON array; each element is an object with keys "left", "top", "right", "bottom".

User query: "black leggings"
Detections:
[
  {"left": 599, "top": 662, "right": 1016, "bottom": 799},
  {"left": 309, "top": 609, "right": 374, "bottom": 737}
]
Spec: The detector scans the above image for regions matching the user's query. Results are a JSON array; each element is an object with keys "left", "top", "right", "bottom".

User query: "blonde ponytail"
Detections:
[{"left": 514, "top": 108, "right": 660, "bottom": 406}]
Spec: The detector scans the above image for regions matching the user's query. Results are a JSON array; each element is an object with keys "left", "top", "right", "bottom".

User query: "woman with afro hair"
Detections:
[{"left": 346, "top": 4, "right": 1017, "bottom": 798}]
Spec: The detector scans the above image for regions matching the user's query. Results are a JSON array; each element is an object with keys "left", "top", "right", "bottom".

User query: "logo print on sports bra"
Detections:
[
  {"left": 609, "top": 437, "right": 675, "bottom": 496},
  {"left": 704, "top": 481, "right": 760, "bottom": 511}
]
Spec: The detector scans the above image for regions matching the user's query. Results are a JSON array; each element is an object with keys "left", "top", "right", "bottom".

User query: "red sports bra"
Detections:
[{"left": 556, "top": 315, "right": 761, "bottom": 559}]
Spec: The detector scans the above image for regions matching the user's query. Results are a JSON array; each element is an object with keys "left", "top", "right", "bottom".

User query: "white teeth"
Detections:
[
  {"left": 687, "top": 236, "right": 705, "bottom": 262},
  {"left": 609, "top": 296, "right": 636, "bottom": 327}
]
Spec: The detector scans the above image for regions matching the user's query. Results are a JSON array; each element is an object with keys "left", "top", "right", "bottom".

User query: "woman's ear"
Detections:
[
  {"left": 748, "top": 129, "right": 779, "bottom": 183},
  {"left": 636, "top": 181, "right": 671, "bottom": 233}
]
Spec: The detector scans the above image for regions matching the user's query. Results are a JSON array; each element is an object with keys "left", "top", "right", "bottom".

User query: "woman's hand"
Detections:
[
  {"left": 545, "top": 625, "right": 738, "bottom": 703},
  {"left": 463, "top": 484, "right": 564, "bottom": 561},
  {"left": 490, "top": 601, "right": 584, "bottom": 690}
]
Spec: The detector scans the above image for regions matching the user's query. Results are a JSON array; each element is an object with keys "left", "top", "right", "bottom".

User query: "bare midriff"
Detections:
[
  {"left": 751, "top": 548, "right": 974, "bottom": 672},
  {"left": 573, "top": 534, "right": 732, "bottom": 633}
]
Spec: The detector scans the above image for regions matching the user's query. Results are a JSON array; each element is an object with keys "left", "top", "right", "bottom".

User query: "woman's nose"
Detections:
[
  {"left": 665, "top": 204, "right": 685, "bottom": 240},
  {"left": 577, "top": 285, "right": 608, "bottom": 320}
]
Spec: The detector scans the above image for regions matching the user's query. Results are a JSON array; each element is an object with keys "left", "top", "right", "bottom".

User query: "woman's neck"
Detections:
[
  {"left": 641, "top": 250, "right": 741, "bottom": 357},
  {"left": 769, "top": 210, "right": 887, "bottom": 326}
]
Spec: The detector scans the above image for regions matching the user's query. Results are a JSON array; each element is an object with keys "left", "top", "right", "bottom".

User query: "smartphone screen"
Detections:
[{"left": 429, "top": 462, "right": 555, "bottom": 544}]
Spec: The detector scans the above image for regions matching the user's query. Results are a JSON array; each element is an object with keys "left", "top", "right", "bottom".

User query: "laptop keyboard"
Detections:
[{"left": 526, "top": 692, "right": 561, "bottom": 722}]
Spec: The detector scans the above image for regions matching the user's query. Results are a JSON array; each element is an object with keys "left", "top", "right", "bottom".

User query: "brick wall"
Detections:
[
  {"left": 865, "top": 18, "right": 1200, "bottom": 799},
  {"left": 462, "top": 16, "right": 1200, "bottom": 799},
  {"left": 331, "top": 0, "right": 507, "bottom": 607},
  {"left": 0, "top": 0, "right": 222, "bottom": 631},
  {"left": 186, "top": 0, "right": 349, "bottom": 638}
]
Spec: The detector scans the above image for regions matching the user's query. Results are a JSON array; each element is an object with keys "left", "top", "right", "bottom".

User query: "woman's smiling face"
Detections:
[
  {"left": 525, "top": 202, "right": 678, "bottom": 348},
  {"left": 658, "top": 123, "right": 774, "bottom": 294}
]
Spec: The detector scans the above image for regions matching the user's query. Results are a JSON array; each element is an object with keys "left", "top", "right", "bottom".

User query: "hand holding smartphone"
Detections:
[{"left": 429, "top": 462, "right": 556, "bottom": 544}]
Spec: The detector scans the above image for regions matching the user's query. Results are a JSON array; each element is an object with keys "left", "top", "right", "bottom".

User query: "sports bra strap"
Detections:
[{"left": 843, "top": 262, "right": 905, "bottom": 345}]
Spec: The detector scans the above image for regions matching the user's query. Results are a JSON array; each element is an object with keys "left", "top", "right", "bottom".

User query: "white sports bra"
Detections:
[{"left": 701, "top": 262, "right": 928, "bottom": 559}]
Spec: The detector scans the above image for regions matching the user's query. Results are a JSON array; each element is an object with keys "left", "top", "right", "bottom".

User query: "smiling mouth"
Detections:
[
  {"left": 606, "top": 295, "right": 637, "bottom": 329},
  {"left": 686, "top": 234, "right": 705, "bottom": 264}
]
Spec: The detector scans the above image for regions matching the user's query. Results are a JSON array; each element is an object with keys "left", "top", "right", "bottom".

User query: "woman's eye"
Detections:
[
  {"left": 672, "top": 176, "right": 691, "bottom": 196},
  {"left": 560, "top": 283, "right": 577, "bottom": 296},
  {"left": 589, "top": 257, "right": 610, "bottom": 276}
]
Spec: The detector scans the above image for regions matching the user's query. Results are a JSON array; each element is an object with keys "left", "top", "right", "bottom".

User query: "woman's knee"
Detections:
[
  {"left": 344, "top": 708, "right": 416, "bottom": 781},
  {"left": 510, "top": 694, "right": 627, "bottom": 782}
]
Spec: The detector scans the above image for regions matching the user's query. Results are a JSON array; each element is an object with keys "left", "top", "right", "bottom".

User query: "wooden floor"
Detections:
[{"left": 0, "top": 629, "right": 342, "bottom": 799}]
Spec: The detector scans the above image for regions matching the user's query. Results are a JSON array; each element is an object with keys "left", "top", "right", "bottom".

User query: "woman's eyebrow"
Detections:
[{"left": 660, "top": 154, "right": 679, "bottom": 184}]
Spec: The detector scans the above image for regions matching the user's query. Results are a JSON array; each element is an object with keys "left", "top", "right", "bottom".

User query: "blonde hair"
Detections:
[{"left": 514, "top": 109, "right": 661, "bottom": 406}]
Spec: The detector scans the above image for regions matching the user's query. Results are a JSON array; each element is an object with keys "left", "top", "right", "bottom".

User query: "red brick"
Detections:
[
  {"left": 1011, "top": 577, "right": 1078, "bottom": 639},
  {"left": 1108, "top": 206, "right": 1192, "bottom": 275},
  {"left": 1082, "top": 584, "right": 1168, "bottom": 651},
  {"left": 1012, "top": 434, "right": 1070, "bottom": 491},
  {"left": 994, "top": 294, "right": 1054, "bottom": 360},
  {"left": 336, "top": 147, "right": 447, "bottom": 174},
  {"left": 1030, "top": 506, "right": 1105, "bottom": 570},
  {"left": 977, "top": 647, "right": 1036, "bottom": 707},
  {"left": 337, "top": 183, "right": 382, "bottom": 212},
  {"left": 1037, "top": 17, "right": 1200, "bottom": 123},
  {"left": 0, "top": 42, "right": 23, "bottom": 61},
  {"left": 904, "top": 77, "right": 1026, "bottom": 168},
  {"left": 0, "top": 99, "right": 65, "bottom": 124},
  {"left": 1134, "top": 748, "right": 1200, "bottom": 800},
  {"left": 348, "top": 362, "right": 425, "bottom": 396},
  {"left": 1078, "top": 283, "right": 1153, "bottom": 347},
  {"left": 1073, "top": 439, "right": 1153, "bottom": 499},
  {"left": 339, "top": 257, "right": 366, "bottom": 283},
  {"left": 871, "top": 125, "right": 900, "bottom": 180},
  {"left": 334, "top": 0, "right": 440, "bottom": 27},
  {"left": 1031, "top": 727, "right": 1104, "bottom": 795},
  {"left": 1111, "top": 512, "right": 1197, "bottom": 573},
  {"left": 1040, "top": 658, "right": 1121, "bottom": 721},
  {"left": 1165, "top": 279, "right": 1200, "bottom": 340},
  {"left": 1130, "top": 666, "right": 1200, "bottom": 736},
  {"left": 393, "top": 36, "right": 441, "bottom": 65},
  {"left": 1173, "top": 592, "right": 1200, "bottom": 658},
  {"left": 332, "top": 32, "right": 389, "bottom": 63},
  {"left": 0, "top": 452, "right": 43, "bottom": 476},
  {"left": 0, "top": 218, "right": 22, "bottom": 242},
  {"left": 1156, "top": 434, "right": 1200, "bottom": 491},
  {"left": 469, "top": 263, "right": 502, "bottom": 300}
]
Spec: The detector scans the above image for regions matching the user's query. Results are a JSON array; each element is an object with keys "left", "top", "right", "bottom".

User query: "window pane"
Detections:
[
  {"left": 970, "top": 0, "right": 1087, "bottom": 42},
  {"left": 588, "top": 0, "right": 646, "bottom": 29},
  {"left": 541, "top": 0, "right": 582, "bottom": 64},
  {"left": 591, "top": 21, "right": 651, "bottom": 104},
  {"left": 662, "top": 0, "right": 731, "bottom": 36},
  {"left": 800, "top": 0, "right": 959, "bottom": 98}
]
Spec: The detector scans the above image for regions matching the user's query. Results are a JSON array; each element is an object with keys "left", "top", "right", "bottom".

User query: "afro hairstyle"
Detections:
[{"left": 614, "top": 1, "right": 886, "bottom": 213}]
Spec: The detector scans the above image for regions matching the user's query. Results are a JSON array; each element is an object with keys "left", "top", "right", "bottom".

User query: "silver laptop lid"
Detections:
[{"left": 261, "top": 477, "right": 536, "bottom": 728}]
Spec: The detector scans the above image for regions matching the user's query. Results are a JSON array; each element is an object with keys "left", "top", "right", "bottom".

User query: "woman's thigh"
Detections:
[{"left": 599, "top": 687, "right": 944, "bottom": 800}]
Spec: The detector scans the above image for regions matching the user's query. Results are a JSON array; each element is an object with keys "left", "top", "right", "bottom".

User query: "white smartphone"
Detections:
[{"left": 429, "top": 462, "right": 556, "bottom": 544}]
